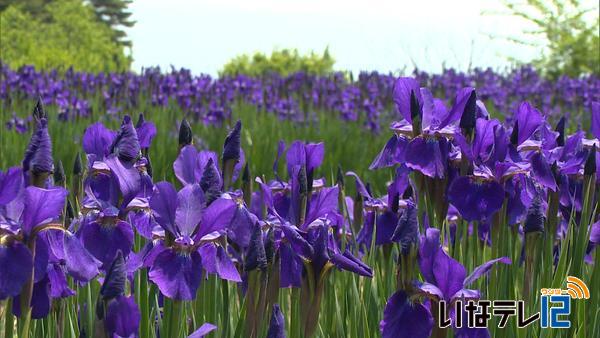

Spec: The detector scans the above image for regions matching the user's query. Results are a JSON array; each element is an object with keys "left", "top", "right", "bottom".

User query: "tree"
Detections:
[
  {"left": 0, "top": 0, "right": 134, "bottom": 48},
  {"left": 0, "top": 0, "right": 131, "bottom": 72},
  {"left": 220, "top": 48, "right": 335, "bottom": 77},
  {"left": 500, "top": 0, "right": 599, "bottom": 78},
  {"left": 0, "top": 0, "right": 52, "bottom": 19},
  {"left": 89, "top": 0, "right": 135, "bottom": 47}
]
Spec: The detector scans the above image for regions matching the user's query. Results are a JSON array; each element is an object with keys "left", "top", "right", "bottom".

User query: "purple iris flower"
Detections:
[
  {"left": 511, "top": 101, "right": 544, "bottom": 148},
  {"left": 381, "top": 228, "right": 510, "bottom": 338},
  {"left": 83, "top": 115, "right": 155, "bottom": 168},
  {"left": 135, "top": 113, "right": 157, "bottom": 150},
  {"left": 96, "top": 251, "right": 141, "bottom": 338},
  {"left": 148, "top": 182, "right": 239, "bottom": 300},
  {"left": 349, "top": 168, "right": 412, "bottom": 249},
  {"left": 285, "top": 140, "right": 324, "bottom": 190},
  {"left": 257, "top": 176, "right": 371, "bottom": 289},
  {"left": 448, "top": 118, "right": 530, "bottom": 223},
  {"left": 266, "top": 304, "right": 286, "bottom": 338},
  {"left": 417, "top": 228, "right": 510, "bottom": 302},
  {"left": 77, "top": 155, "right": 152, "bottom": 268},
  {"left": 79, "top": 115, "right": 155, "bottom": 263},
  {"left": 0, "top": 174, "right": 98, "bottom": 312},
  {"left": 402, "top": 87, "right": 477, "bottom": 177},
  {"left": 380, "top": 290, "right": 434, "bottom": 338},
  {"left": 5, "top": 112, "right": 29, "bottom": 134},
  {"left": 379, "top": 78, "right": 485, "bottom": 179},
  {"left": 448, "top": 176, "right": 504, "bottom": 222},
  {"left": 173, "top": 144, "right": 245, "bottom": 192},
  {"left": 369, "top": 133, "right": 408, "bottom": 170},
  {"left": 82, "top": 122, "right": 117, "bottom": 165}
]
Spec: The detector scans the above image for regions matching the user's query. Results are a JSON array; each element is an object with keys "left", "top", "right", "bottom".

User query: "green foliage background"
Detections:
[
  {"left": 501, "top": 0, "right": 599, "bottom": 78},
  {"left": 0, "top": 0, "right": 131, "bottom": 72},
  {"left": 220, "top": 48, "right": 335, "bottom": 77}
]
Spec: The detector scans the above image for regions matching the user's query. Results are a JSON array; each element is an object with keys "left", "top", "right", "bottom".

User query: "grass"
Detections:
[{"left": 1, "top": 101, "right": 392, "bottom": 194}]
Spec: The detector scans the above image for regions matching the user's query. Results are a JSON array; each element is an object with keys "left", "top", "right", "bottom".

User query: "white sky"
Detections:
[{"left": 126, "top": 0, "right": 598, "bottom": 75}]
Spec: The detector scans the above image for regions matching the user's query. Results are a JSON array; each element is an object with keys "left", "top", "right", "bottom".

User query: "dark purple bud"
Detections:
[
  {"left": 402, "top": 185, "right": 413, "bottom": 200},
  {"left": 23, "top": 118, "right": 53, "bottom": 176},
  {"left": 310, "top": 225, "right": 330, "bottom": 275},
  {"left": 391, "top": 202, "right": 419, "bottom": 254},
  {"left": 584, "top": 145, "right": 596, "bottom": 176},
  {"left": 365, "top": 182, "right": 373, "bottom": 197},
  {"left": 409, "top": 90, "right": 422, "bottom": 135},
  {"left": 524, "top": 196, "right": 544, "bottom": 234},
  {"left": 96, "top": 251, "right": 126, "bottom": 320},
  {"left": 135, "top": 113, "right": 145, "bottom": 128},
  {"left": 242, "top": 162, "right": 250, "bottom": 183},
  {"left": 100, "top": 251, "right": 126, "bottom": 300},
  {"left": 336, "top": 165, "right": 344, "bottom": 187},
  {"left": 222, "top": 120, "right": 242, "bottom": 164},
  {"left": 33, "top": 96, "right": 46, "bottom": 120},
  {"left": 554, "top": 117, "right": 565, "bottom": 147},
  {"left": 459, "top": 90, "right": 477, "bottom": 131},
  {"left": 110, "top": 116, "right": 141, "bottom": 163},
  {"left": 510, "top": 121, "right": 519, "bottom": 146},
  {"left": 200, "top": 158, "right": 222, "bottom": 204},
  {"left": 73, "top": 152, "right": 83, "bottom": 176},
  {"left": 53, "top": 160, "right": 65, "bottom": 186},
  {"left": 298, "top": 165, "right": 308, "bottom": 196},
  {"left": 551, "top": 161, "right": 559, "bottom": 183},
  {"left": 409, "top": 90, "right": 421, "bottom": 121},
  {"left": 244, "top": 223, "right": 267, "bottom": 272},
  {"left": 242, "top": 162, "right": 251, "bottom": 206},
  {"left": 179, "top": 119, "right": 193, "bottom": 147},
  {"left": 65, "top": 199, "right": 75, "bottom": 221},
  {"left": 266, "top": 304, "right": 286, "bottom": 338},
  {"left": 264, "top": 228, "right": 275, "bottom": 264},
  {"left": 146, "top": 154, "right": 153, "bottom": 178}
]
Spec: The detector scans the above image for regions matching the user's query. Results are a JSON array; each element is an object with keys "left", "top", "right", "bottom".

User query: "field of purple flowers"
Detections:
[{"left": 0, "top": 64, "right": 599, "bottom": 338}]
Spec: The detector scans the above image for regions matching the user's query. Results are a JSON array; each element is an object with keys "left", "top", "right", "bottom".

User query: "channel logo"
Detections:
[
  {"left": 563, "top": 276, "right": 590, "bottom": 299},
  {"left": 540, "top": 276, "right": 590, "bottom": 328}
]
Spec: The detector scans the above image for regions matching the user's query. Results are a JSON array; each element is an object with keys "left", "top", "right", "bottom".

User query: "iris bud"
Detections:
[{"left": 178, "top": 119, "right": 193, "bottom": 147}]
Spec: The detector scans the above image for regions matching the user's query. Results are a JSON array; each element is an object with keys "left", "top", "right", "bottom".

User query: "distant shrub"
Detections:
[
  {"left": 220, "top": 48, "right": 335, "bottom": 77},
  {"left": 502, "top": 0, "right": 599, "bottom": 78},
  {"left": 0, "top": 0, "right": 131, "bottom": 73}
]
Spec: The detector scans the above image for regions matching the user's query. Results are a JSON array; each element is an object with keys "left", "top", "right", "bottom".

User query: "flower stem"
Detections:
[
  {"left": 4, "top": 298, "right": 14, "bottom": 338},
  {"left": 18, "top": 237, "right": 37, "bottom": 338}
]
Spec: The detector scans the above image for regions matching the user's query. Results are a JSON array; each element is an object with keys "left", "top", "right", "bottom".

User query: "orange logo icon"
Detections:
[{"left": 563, "top": 276, "right": 590, "bottom": 299}]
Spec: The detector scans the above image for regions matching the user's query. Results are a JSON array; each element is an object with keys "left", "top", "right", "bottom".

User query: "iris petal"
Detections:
[
  {"left": 104, "top": 296, "right": 141, "bottom": 337},
  {"left": 380, "top": 290, "right": 433, "bottom": 338},
  {"left": 149, "top": 249, "right": 203, "bottom": 300},
  {"left": 448, "top": 177, "right": 504, "bottom": 222},
  {"left": 0, "top": 242, "right": 33, "bottom": 300}
]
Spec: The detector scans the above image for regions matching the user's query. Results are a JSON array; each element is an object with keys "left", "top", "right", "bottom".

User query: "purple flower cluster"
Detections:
[
  {"left": 1, "top": 70, "right": 598, "bottom": 337},
  {"left": 2, "top": 64, "right": 598, "bottom": 133},
  {"left": 1, "top": 103, "right": 375, "bottom": 337},
  {"left": 358, "top": 77, "right": 599, "bottom": 337}
]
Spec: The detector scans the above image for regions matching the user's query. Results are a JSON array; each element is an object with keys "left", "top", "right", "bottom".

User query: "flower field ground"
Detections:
[{"left": 0, "top": 66, "right": 599, "bottom": 338}]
